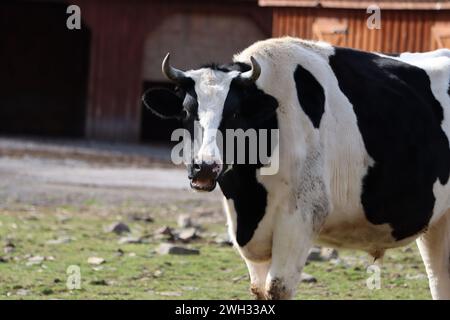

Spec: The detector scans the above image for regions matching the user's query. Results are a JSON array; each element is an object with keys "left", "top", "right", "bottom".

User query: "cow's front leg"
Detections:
[
  {"left": 264, "top": 211, "right": 315, "bottom": 300},
  {"left": 244, "top": 259, "right": 271, "bottom": 300}
]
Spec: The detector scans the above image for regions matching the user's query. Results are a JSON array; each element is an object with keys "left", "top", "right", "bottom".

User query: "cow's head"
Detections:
[{"left": 142, "top": 54, "right": 278, "bottom": 192}]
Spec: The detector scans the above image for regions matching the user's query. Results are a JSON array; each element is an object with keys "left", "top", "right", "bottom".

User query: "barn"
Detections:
[
  {"left": 262, "top": 0, "right": 450, "bottom": 52},
  {"left": 1, "top": 0, "right": 449, "bottom": 143},
  {"left": 1, "top": 0, "right": 271, "bottom": 142}
]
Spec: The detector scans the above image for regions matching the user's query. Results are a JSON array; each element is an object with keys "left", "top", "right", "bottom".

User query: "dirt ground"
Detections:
[{"left": 0, "top": 136, "right": 222, "bottom": 214}]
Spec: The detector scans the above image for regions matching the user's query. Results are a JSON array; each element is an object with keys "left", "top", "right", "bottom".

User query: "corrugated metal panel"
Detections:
[
  {"left": 260, "top": 0, "right": 450, "bottom": 10},
  {"left": 273, "top": 8, "right": 450, "bottom": 52}
]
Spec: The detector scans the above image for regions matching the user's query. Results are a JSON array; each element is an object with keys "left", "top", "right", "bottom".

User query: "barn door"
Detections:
[
  {"left": 431, "top": 22, "right": 450, "bottom": 50},
  {"left": 312, "top": 18, "right": 348, "bottom": 46}
]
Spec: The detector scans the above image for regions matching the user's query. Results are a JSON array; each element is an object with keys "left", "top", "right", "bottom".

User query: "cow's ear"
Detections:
[
  {"left": 142, "top": 88, "right": 184, "bottom": 119},
  {"left": 243, "top": 93, "right": 278, "bottom": 124}
]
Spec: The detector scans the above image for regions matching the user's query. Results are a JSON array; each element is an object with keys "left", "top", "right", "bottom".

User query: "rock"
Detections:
[
  {"left": 307, "top": 247, "right": 324, "bottom": 262},
  {"left": 155, "top": 226, "right": 173, "bottom": 236},
  {"left": 130, "top": 214, "right": 154, "bottom": 223},
  {"left": 177, "top": 214, "right": 192, "bottom": 228},
  {"left": 214, "top": 234, "right": 233, "bottom": 246},
  {"left": 406, "top": 273, "right": 427, "bottom": 280},
  {"left": 154, "top": 226, "right": 174, "bottom": 241},
  {"left": 26, "top": 255, "right": 45, "bottom": 266},
  {"left": 153, "top": 269, "right": 163, "bottom": 277},
  {"left": 118, "top": 236, "right": 142, "bottom": 244},
  {"left": 177, "top": 228, "right": 198, "bottom": 242},
  {"left": 301, "top": 272, "right": 317, "bottom": 283},
  {"left": 0, "top": 256, "right": 8, "bottom": 263},
  {"left": 16, "top": 289, "right": 30, "bottom": 296},
  {"left": 107, "top": 222, "right": 131, "bottom": 235},
  {"left": 157, "top": 243, "right": 200, "bottom": 255},
  {"left": 87, "top": 256, "right": 105, "bottom": 265},
  {"left": 320, "top": 247, "right": 339, "bottom": 260},
  {"left": 157, "top": 291, "right": 182, "bottom": 297},
  {"left": 3, "top": 241, "right": 15, "bottom": 254},
  {"left": 90, "top": 279, "right": 108, "bottom": 286},
  {"left": 46, "top": 236, "right": 72, "bottom": 245},
  {"left": 181, "top": 286, "right": 199, "bottom": 291}
]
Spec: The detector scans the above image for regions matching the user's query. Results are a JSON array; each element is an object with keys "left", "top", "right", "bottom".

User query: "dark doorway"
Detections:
[
  {"left": 141, "top": 81, "right": 181, "bottom": 143},
  {"left": 0, "top": 2, "right": 90, "bottom": 137}
]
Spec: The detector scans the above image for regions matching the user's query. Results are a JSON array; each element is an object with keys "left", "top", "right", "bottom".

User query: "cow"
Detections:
[{"left": 142, "top": 37, "right": 450, "bottom": 300}]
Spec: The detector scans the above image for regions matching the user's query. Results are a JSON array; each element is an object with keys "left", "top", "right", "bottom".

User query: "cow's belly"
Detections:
[{"left": 316, "top": 215, "right": 417, "bottom": 254}]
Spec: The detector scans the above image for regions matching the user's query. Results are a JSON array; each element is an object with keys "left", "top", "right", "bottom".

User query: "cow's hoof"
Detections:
[
  {"left": 250, "top": 284, "right": 266, "bottom": 300},
  {"left": 266, "top": 278, "right": 292, "bottom": 300}
]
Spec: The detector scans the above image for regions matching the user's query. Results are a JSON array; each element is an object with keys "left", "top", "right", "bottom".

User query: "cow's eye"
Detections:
[{"left": 179, "top": 110, "right": 188, "bottom": 120}]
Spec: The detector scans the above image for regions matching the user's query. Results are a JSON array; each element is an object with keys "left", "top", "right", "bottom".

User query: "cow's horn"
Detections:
[
  {"left": 236, "top": 56, "right": 261, "bottom": 85},
  {"left": 162, "top": 53, "right": 186, "bottom": 82}
]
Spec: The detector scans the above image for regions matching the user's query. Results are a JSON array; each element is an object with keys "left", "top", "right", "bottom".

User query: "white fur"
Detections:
[
  {"left": 185, "top": 68, "right": 239, "bottom": 166},
  {"left": 229, "top": 37, "right": 450, "bottom": 299},
  {"left": 189, "top": 38, "right": 450, "bottom": 299}
]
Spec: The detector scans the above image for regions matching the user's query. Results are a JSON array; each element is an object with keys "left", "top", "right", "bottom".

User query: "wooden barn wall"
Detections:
[
  {"left": 73, "top": 1, "right": 271, "bottom": 142},
  {"left": 272, "top": 8, "right": 450, "bottom": 53}
]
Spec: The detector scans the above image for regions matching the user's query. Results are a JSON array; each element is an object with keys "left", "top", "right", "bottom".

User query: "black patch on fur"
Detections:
[
  {"left": 201, "top": 62, "right": 251, "bottom": 73},
  {"left": 219, "top": 165, "right": 268, "bottom": 246},
  {"left": 329, "top": 47, "right": 450, "bottom": 240},
  {"left": 294, "top": 64, "right": 325, "bottom": 128}
]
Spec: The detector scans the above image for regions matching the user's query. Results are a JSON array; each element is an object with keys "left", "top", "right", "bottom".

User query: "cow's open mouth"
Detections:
[{"left": 190, "top": 178, "right": 217, "bottom": 192}]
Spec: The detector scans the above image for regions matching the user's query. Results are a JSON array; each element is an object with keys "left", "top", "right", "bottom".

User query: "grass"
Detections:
[{"left": 0, "top": 204, "right": 431, "bottom": 300}]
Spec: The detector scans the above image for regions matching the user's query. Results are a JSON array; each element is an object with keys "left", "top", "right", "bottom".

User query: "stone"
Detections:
[
  {"left": 90, "top": 279, "right": 108, "bottom": 286},
  {"left": 157, "top": 291, "right": 182, "bottom": 297},
  {"left": 157, "top": 243, "right": 200, "bottom": 255},
  {"left": 118, "top": 236, "right": 142, "bottom": 244},
  {"left": 3, "top": 241, "right": 15, "bottom": 254},
  {"left": 46, "top": 236, "right": 72, "bottom": 245},
  {"left": 87, "top": 256, "right": 105, "bottom": 265},
  {"left": 155, "top": 226, "right": 173, "bottom": 235},
  {"left": 16, "top": 289, "right": 30, "bottom": 296},
  {"left": 107, "top": 222, "right": 131, "bottom": 235},
  {"left": 177, "top": 214, "right": 192, "bottom": 228},
  {"left": 307, "top": 247, "right": 324, "bottom": 262},
  {"left": 214, "top": 234, "right": 233, "bottom": 246},
  {"left": 130, "top": 214, "right": 154, "bottom": 223},
  {"left": 320, "top": 247, "right": 339, "bottom": 260},
  {"left": 26, "top": 255, "right": 45, "bottom": 266},
  {"left": 301, "top": 272, "right": 317, "bottom": 283},
  {"left": 177, "top": 228, "right": 198, "bottom": 242}
]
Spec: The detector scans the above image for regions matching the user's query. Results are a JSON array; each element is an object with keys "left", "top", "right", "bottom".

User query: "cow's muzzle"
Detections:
[{"left": 188, "top": 162, "right": 221, "bottom": 192}]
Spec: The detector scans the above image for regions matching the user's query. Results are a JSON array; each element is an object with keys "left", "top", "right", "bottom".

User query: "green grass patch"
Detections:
[{"left": 0, "top": 207, "right": 430, "bottom": 299}]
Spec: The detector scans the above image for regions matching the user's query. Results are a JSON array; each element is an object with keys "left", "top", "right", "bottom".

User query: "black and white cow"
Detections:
[{"left": 143, "top": 37, "right": 450, "bottom": 300}]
